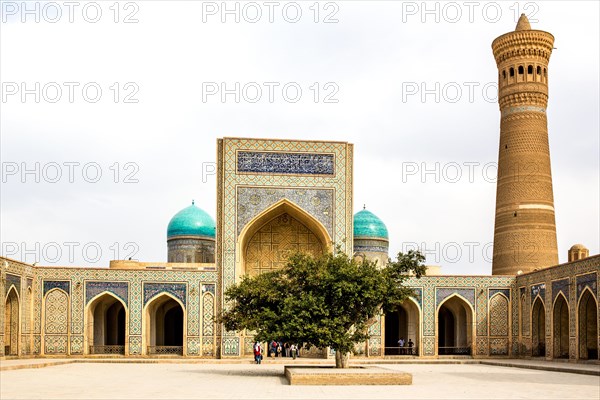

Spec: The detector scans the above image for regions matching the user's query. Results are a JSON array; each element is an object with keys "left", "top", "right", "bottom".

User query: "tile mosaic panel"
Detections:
[
  {"left": 489, "top": 288, "right": 510, "bottom": 299},
  {"left": 490, "top": 338, "right": 509, "bottom": 355},
  {"left": 435, "top": 288, "right": 475, "bottom": 307},
  {"left": 85, "top": 281, "right": 129, "bottom": 305},
  {"left": 476, "top": 337, "right": 488, "bottom": 355},
  {"left": 236, "top": 186, "right": 334, "bottom": 237},
  {"left": 6, "top": 273, "right": 21, "bottom": 293},
  {"left": 202, "top": 293, "right": 215, "bottom": 336},
  {"left": 202, "top": 284, "right": 216, "bottom": 295},
  {"left": 489, "top": 293, "right": 509, "bottom": 336},
  {"left": 530, "top": 283, "right": 546, "bottom": 301},
  {"left": 71, "top": 335, "right": 83, "bottom": 354},
  {"left": 202, "top": 337, "right": 215, "bottom": 356},
  {"left": 369, "top": 337, "right": 381, "bottom": 356},
  {"left": 576, "top": 272, "right": 597, "bottom": 299},
  {"left": 552, "top": 278, "right": 569, "bottom": 302},
  {"left": 143, "top": 282, "right": 186, "bottom": 307},
  {"left": 411, "top": 287, "right": 423, "bottom": 308},
  {"left": 422, "top": 336, "right": 435, "bottom": 356},
  {"left": 223, "top": 337, "right": 239, "bottom": 356},
  {"left": 237, "top": 151, "right": 335, "bottom": 175},
  {"left": 187, "top": 337, "right": 200, "bottom": 355},
  {"left": 129, "top": 336, "right": 142, "bottom": 355},
  {"left": 44, "top": 335, "right": 67, "bottom": 354},
  {"left": 44, "top": 289, "right": 68, "bottom": 334},
  {"left": 43, "top": 280, "right": 70, "bottom": 296}
]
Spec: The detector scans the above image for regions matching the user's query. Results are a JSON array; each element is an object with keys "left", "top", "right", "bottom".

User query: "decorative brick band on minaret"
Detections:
[{"left": 491, "top": 14, "right": 558, "bottom": 275}]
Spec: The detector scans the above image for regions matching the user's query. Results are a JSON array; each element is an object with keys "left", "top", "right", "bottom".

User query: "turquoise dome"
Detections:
[
  {"left": 167, "top": 201, "right": 216, "bottom": 239},
  {"left": 353, "top": 209, "right": 388, "bottom": 240}
]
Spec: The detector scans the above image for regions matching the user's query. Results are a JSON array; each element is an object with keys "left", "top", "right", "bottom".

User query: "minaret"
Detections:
[{"left": 491, "top": 14, "right": 558, "bottom": 275}]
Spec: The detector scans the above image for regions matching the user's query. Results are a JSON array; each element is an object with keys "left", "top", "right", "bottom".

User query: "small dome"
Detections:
[
  {"left": 353, "top": 209, "right": 388, "bottom": 240},
  {"left": 570, "top": 244, "right": 588, "bottom": 251},
  {"left": 167, "top": 201, "right": 216, "bottom": 239}
]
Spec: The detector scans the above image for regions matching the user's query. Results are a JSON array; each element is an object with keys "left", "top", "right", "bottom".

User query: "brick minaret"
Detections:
[{"left": 491, "top": 14, "right": 558, "bottom": 275}]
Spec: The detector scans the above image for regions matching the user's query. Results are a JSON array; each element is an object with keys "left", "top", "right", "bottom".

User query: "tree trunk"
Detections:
[{"left": 335, "top": 350, "right": 350, "bottom": 368}]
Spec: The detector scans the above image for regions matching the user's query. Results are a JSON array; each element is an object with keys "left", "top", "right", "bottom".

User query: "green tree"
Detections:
[{"left": 218, "top": 249, "right": 426, "bottom": 368}]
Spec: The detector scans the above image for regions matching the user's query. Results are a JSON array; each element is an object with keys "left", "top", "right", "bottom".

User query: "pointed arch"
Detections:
[
  {"left": 143, "top": 292, "right": 186, "bottom": 356},
  {"left": 436, "top": 294, "right": 475, "bottom": 355},
  {"left": 4, "top": 286, "right": 20, "bottom": 356},
  {"left": 85, "top": 291, "right": 128, "bottom": 355},
  {"left": 531, "top": 296, "right": 546, "bottom": 357},
  {"left": 384, "top": 296, "right": 421, "bottom": 356},
  {"left": 577, "top": 287, "right": 598, "bottom": 360},
  {"left": 237, "top": 198, "right": 332, "bottom": 278},
  {"left": 552, "top": 292, "right": 569, "bottom": 358}
]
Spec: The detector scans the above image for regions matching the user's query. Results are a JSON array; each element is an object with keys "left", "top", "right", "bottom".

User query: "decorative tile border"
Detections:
[{"left": 237, "top": 151, "right": 335, "bottom": 175}]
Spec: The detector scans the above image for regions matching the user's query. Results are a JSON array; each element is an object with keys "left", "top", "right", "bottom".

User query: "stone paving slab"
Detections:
[
  {"left": 1, "top": 362, "right": 599, "bottom": 399},
  {"left": 2, "top": 356, "right": 598, "bottom": 375},
  {"left": 285, "top": 365, "right": 412, "bottom": 385}
]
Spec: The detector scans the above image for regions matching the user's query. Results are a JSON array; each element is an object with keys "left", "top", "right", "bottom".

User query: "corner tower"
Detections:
[{"left": 491, "top": 14, "right": 558, "bottom": 275}]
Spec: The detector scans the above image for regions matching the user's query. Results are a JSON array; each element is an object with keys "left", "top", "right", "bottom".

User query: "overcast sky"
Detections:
[{"left": 1, "top": 1, "right": 598, "bottom": 275}]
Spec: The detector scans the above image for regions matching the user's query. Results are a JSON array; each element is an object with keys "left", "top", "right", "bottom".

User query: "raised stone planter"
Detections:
[{"left": 284, "top": 365, "right": 412, "bottom": 385}]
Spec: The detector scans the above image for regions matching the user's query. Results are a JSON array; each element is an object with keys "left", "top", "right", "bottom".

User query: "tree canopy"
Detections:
[{"left": 218, "top": 249, "right": 426, "bottom": 367}]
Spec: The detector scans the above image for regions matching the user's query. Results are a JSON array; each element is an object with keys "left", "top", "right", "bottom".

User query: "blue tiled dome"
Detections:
[
  {"left": 167, "top": 201, "right": 216, "bottom": 239},
  {"left": 353, "top": 209, "right": 388, "bottom": 240}
]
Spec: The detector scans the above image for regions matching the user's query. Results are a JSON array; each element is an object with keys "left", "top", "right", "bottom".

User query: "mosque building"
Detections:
[{"left": 1, "top": 15, "right": 598, "bottom": 362}]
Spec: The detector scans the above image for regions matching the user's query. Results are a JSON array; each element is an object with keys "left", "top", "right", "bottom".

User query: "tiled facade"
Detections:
[
  {"left": 1, "top": 137, "right": 597, "bottom": 361},
  {"left": 2, "top": 254, "right": 597, "bottom": 359}
]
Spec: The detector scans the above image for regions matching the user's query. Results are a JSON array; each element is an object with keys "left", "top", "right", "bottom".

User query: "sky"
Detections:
[{"left": 1, "top": 0, "right": 598, "bottom": 275}]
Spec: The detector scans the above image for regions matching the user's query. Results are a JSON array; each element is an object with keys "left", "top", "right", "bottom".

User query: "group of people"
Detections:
[
  {"left": 397, "top": 337, "right": 415, "bottom": 355},
  {"left": 253, "top": 341, "right": 299, "bottom": 364}
]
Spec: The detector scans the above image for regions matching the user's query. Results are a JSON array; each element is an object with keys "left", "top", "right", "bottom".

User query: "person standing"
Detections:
[
  {"left": 290, "top": 343, "right": 297, "bottom": 360},
  {"left": 253, "top": 342, "right": 262, "bottom": 364},
  {"left": 398, "top": 337, "right": 405, "bottom": 355}
]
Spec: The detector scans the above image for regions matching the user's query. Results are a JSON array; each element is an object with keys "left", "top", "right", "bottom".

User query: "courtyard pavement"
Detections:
[{"left": 1, "top": 360, "right": 599, "bottom": 399}]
